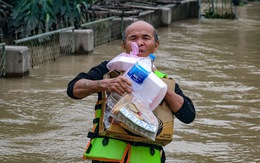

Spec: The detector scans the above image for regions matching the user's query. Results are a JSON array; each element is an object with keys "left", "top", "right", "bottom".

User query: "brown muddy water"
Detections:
[{"left": 0, "top": 2, "right": 259, "bottom": 163}]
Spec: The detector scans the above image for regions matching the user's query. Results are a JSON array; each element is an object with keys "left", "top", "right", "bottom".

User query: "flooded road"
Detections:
[{"left": 1, "top": 2, "right": 259, "bottom": 163}]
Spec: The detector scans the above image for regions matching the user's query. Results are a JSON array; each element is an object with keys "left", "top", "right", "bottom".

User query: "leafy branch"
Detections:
[{"left": 9, "top": 0, "right": 94, "bottom": 39}]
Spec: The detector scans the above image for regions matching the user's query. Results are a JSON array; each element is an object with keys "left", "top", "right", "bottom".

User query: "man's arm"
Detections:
[
  {"left": 71, "top": 77, "right": 133, "bottom": 99},
  {"left": 165, "top": 84, "right": 196, "bottom": 124},
  {"left": 71, "top": 79, "right": 108, "bottom": 99}
]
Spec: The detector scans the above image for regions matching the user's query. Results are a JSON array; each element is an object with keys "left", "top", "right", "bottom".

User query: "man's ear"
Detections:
[{"left": 154, "top": 41, "right": 159, "bottom": 52}]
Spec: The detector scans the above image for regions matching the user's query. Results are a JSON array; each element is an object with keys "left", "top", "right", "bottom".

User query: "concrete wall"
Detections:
[
  {"left": 110, "top": 0, "right": 198, "bottom": 45},
  {"left": 3, "top": 0, "right": 198, "bottom": 77},
  {"left": 136, "top": 0, "right": 198, "bottom": 27}
]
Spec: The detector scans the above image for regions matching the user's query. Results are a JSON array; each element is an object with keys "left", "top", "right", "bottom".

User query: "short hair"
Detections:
[{"left": 121, "top": 23, "right": 159, "bottom": 44}]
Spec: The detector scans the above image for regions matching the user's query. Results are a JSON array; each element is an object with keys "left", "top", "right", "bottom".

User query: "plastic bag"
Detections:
[{"left": 111, "top": 93, "right": 158, "bottom": 141}]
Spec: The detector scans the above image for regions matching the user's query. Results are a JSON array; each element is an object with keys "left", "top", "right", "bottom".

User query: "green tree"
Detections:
[{"left": 9, "top": 0, "right": 93, "bottom": 39}]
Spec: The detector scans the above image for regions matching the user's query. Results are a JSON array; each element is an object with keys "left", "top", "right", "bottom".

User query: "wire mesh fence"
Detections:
[
  {"left": 0, "top": 28, "right": 3, "bottom": 43},
  {"left": 0, "top": 43, "right": 6, "bottom": 77},
  {"left": 14, "top": 27, "right": 75, "bottom": 68}
]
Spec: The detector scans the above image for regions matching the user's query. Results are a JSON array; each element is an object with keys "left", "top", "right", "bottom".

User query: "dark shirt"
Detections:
[{"left": 67, "top": 61, "right": 196, "bottom": 124}]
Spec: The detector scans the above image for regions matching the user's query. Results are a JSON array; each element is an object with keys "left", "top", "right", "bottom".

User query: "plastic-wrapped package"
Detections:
[
  {"left": 107, "top": 43, "right": 167, "bottom": 111},
  {"left": 107, "top": 42, "right": 142, "bottom": 72},
  {"left": 104, "top": 91, "right": 121, "bottom": 129},
  {"left": 111, "top": 93, "right": 158, "bottom": 141}
]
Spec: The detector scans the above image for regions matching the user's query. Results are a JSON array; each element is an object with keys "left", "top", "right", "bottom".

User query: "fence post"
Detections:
[
  {"left": 198, "top": 0, "right": 201, "bottom": 18},
  {"left": 5, "top": 46, "right": 30, "bottom": 77},
  {"left": 212, "top": 0, "right": 215, "bottom": 16},
  {"left": 0, "top": 43, "right": 6, "bottom": 77}
]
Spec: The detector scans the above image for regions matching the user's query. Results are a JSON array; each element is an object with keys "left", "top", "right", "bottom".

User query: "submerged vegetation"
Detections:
[
  {"left": 203, "top": 0, "right": 237, "bottom": 19},
  {"left": 204, "top": 9, "right": 236, "bottom": 19}
]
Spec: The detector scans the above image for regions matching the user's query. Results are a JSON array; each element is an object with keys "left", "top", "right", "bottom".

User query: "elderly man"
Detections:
[{"left": 67, "top": 20, "right": 196, "bottom": 163}]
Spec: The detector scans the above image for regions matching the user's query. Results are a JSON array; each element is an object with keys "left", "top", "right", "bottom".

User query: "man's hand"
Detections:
[{"left": 107, "top": 76, "right": 132, "bottom": 95}]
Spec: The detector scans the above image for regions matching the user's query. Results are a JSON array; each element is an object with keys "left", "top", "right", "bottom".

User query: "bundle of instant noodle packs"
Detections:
[{"left": 111, "top": 93, "right": 158, "bottom": 140}]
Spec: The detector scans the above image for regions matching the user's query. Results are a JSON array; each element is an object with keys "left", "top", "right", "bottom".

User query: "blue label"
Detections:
[{"left": 127, "top": 64, "right": 150, "bottom": 84}]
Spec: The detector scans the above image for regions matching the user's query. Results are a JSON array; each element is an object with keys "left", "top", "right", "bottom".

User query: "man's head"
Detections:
[{"left": 121, "top": 20, "right": 159, "bottom": 57}]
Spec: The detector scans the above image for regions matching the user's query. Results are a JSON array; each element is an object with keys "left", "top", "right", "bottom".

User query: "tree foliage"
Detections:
[{"left": 8, "top": 0, "right": 94, "bottom": 39}]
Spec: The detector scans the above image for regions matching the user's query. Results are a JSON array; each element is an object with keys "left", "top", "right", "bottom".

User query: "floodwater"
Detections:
[{"left": 1, "top": 2, "right": 259, "bottom": 163}]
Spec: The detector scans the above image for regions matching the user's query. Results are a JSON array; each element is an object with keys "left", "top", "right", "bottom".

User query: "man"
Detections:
[{"left": 67, "top": 20, "right": 196, "bottom": 162}]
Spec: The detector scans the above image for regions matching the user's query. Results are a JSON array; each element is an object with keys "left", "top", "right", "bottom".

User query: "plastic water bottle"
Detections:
[
  {"left": 124, "top": 53, "right": 168, "bottom": 111},
  {"left": 125, "top": 54, "right": 155, "bottom": 91}
]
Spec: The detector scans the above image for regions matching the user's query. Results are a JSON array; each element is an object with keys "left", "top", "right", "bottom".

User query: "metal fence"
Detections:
[
  {"left": 0, "top": 43, "right": 6, "bottom": 77},
  {"left": 11, "top": 17, "right": 124, "bottom": 70},
  {"left": 200, "top": 0, "right": 235, "bottom": 18},
  {"left": 14, "top": 27, "right": 75, "bottom": 68}
]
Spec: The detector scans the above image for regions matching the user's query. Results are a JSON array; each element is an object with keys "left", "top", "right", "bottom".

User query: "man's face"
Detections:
[{"left": 122, "top": 21, "right": 159, "bottom": 57}]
